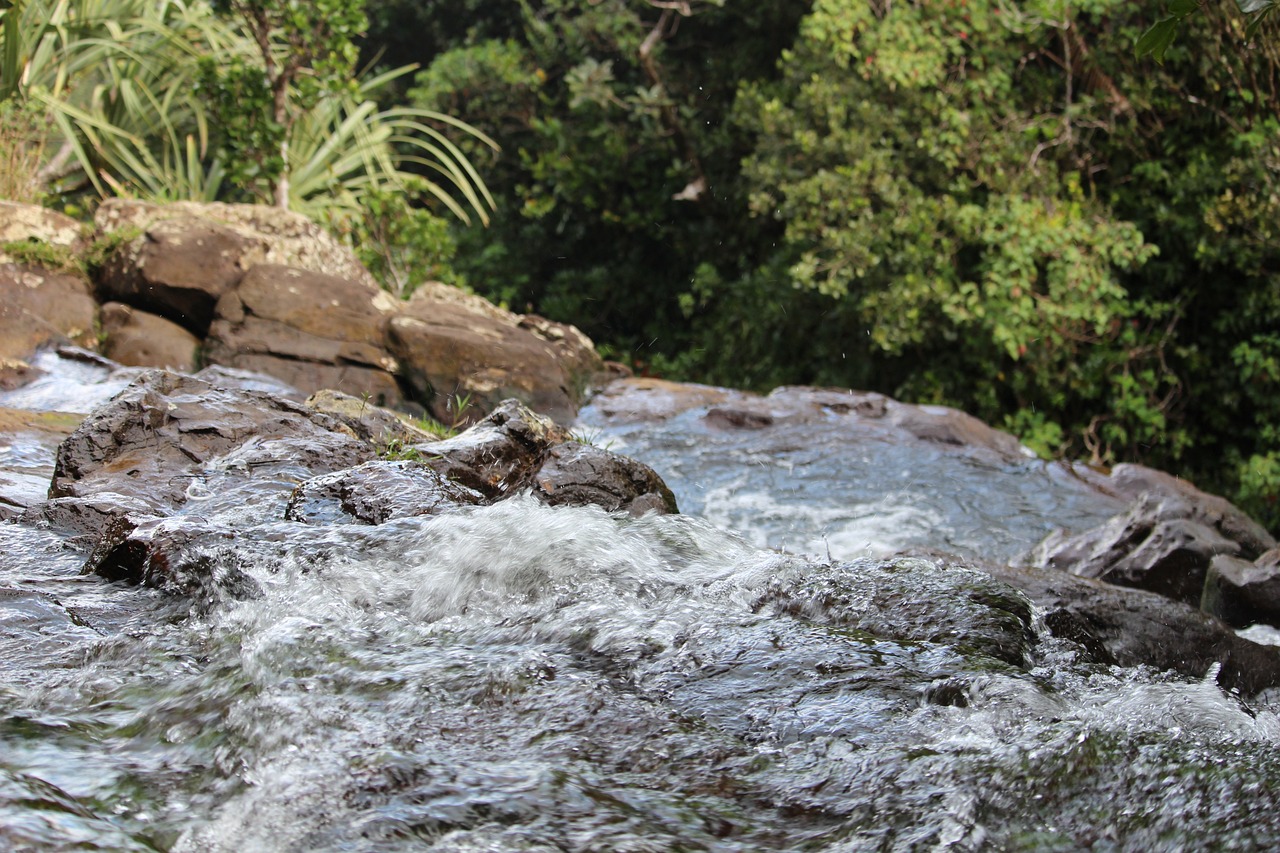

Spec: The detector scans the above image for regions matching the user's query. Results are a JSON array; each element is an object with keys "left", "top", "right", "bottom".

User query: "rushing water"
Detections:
[{"left": 4, "top": 358, "right": 1280, "bottom": 850}]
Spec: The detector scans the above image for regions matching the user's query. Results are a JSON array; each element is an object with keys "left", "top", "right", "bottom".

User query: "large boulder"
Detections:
[
  {"left": 204, "top": 263, "right": 404, "bottom": 407},
  {"left": 385, "top": 283, "right": 605, "bottom": 426},
  {"left": 98, "top": 302, "right": 199, "bottom": 371},
  {"left": 0, "top": 264, "right": 98, "bottom": 361},
  {"left": 47, "top": 370, "right": 376, "bottom": 518}
]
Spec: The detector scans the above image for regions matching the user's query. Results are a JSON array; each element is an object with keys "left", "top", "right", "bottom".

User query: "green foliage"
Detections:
[
  {"left": 328, "top": 184, "right": 460, "bottom": 297},
  {"left": 0, "top": 98, "right": 46, "bottom": 202},
  {"left": 0, "top": 0, "right": 494, "bottom": 244},
  {"left": 1237, "top": 452, "right": 1280, "bottom": 534},
  {"left": 1137, "top": 0, "right": 1277, "bottom": 60}
]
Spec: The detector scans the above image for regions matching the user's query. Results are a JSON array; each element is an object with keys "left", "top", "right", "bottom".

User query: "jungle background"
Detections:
[{"left": 2, "top": 0, "right": 1278, "bottom": 532}]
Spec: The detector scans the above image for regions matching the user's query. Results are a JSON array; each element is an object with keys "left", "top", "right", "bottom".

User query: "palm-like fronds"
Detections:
[
  {"left": 1, "top": 0, "right": 495, "bottom": 226},
  {"left": 287, "top": 68, "right": 497, "bottom": 226}
]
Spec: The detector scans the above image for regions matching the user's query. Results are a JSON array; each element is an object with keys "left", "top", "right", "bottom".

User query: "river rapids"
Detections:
[{"left": 3, "top": 355, "right": 1280, "bottom": 851}]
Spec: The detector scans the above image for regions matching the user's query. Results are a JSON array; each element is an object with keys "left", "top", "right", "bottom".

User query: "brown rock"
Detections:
[
  {"left": 386, "top": 283, "right": 604, "bottom": 426},
  {"left": 412, "top": 399, "right": 571, "bottom": 499},
  {"left": 205, "top": 264, "right": 403, "bottom": 406},
  {"left": 581, "top": 377, "right": 734, "bottom": 424},
  {"left": 533, "top": 441, "right": 678, "bottom": 516},
  {"left": 93, "top": 199, "right": 375, "bottom": 288},
  {"left": 304, "top": 389, "right": 435, "bottom": 447},
  {"left": 99, "top": 302, "right": 199, "bottom": 370},
  {"left": 0, "top": 263, "right": 98, "bottom": 360},
  {"left": 96, "top": 217, "right": 263, "bottom": 333}
]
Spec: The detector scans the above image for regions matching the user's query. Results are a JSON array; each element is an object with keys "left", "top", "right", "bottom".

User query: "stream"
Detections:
[{"left": 3, "top": 354, "right": 1280, "bottom": 851}]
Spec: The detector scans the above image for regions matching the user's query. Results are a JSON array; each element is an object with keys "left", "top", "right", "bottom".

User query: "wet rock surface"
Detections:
[
  {"left": 533, "top": 441, "right": 679, "bottom": 516},
  {"left": 47, "top": 369, "right": 375, "bottom": 515},
  {"left": 5, "top": 363, "right": 678, "bottom": 594},
  {"left": 4, "top": 357, "right": 1280, "bottom": 850},
  {"left": 285, "top": 460, "right": 485, "bottom": 525}
]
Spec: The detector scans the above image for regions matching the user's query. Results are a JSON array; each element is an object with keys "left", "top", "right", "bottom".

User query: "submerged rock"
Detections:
[
  {"left": 755, "top": 556, "right": 1037, "bottom": 668},
  {"left": 285, "top": 460, "right": 485, "bottom": 525}
]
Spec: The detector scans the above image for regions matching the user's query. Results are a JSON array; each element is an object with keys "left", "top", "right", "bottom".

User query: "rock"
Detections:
[
  {"left": 385, "top": 282, "right": 604, "bottom": 426},
  {"left": 285, "top": 460, "right": 485, "bottom": 525},
  {"left": 0, "top": 202, "right": 81, "bottom": 264},
  {"left": 1020, "top": 492, "right": 1266, "bottom": 606},
  {"left": 98, "top": 302, "right": 199, "bottom": 371},
  {"left": 753, "top": 556, "right": 1038, "bottom": 668},
  {"left": 411, "top": 399, "right": 572, "bottom": 499},
  {"left": 95, "top": 218, "right": 262, "bottom": 334},
  {"left": 1078, "top": 463, "right": 1276, "bottom": 558},
  {"left": 1202, "top": 550, "right": 1280, "bottom": 628},
  {"left": 48, "top": 370, "right": 376, "bottom": 516},
  {"left": 205, "top": 263, "right": 403, "bottom": 407},
  {"left": 977, "top": 557, "right": 1280, "bottom": 695},
  {"left": 93, "top": 199, "right": 375, "bottom": 288},
  {"left": 585, "top": 377, "right": 734, "bottom": 424},
  {"left": 192, "top": 364, "right": 302, "bottom": 399},
  {"left": 18, "top": 495, "right": 160, "bottom": 549},
  {"left": 587, "top": 380, "right": 1031, "bottom": 461},
  {"left": 304, "top": 389, "right": 434, "bottom": 447},
  {"left": 83, "top": 514, "right": 260, "bottom": 600},
  {"left": 0, "top": 263, "right": 98, "bottom": 360},
  {"left": 533, "top": 441, "right": 678, "bottom": 516}
]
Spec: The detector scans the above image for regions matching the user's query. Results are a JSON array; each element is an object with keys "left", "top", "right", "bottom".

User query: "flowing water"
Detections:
[{"left": 4, "top": 358, "right": 1280, "bottom": 851}]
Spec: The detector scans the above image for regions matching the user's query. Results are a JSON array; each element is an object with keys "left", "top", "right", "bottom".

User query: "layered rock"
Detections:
[
  {"left": 205, "top": 263, "right": 404, "bottom": 407},
  {"left": 10, "top": 373, "right": 676, "bottom": 591},
  {"left": 1018, "top": 474, "right": 1278, "bottom": 619},
  {"left": 386, "top": 283, "right": 603, "bottom": 426},
  {"left": 0, "top": 200, "right": 607, "bottom": 425}
]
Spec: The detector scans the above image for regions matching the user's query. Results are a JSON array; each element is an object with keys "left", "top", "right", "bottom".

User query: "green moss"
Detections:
[{"left": 1, "top": 238, "right": 83, "bottom": 275}]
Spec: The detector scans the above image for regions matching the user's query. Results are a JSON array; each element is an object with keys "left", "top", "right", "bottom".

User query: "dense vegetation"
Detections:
[
  {"left": 368, "top": 0, "right": 1280, "bottom": 532},
  {"left": 2, "top": 0, "right": 1278, "bottom": 531}
]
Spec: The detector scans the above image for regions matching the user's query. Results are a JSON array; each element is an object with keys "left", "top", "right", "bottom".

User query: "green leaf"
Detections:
[
  {"left": 1239, "top": 0, "right": 1274, "bottom": 15},
  {"left": 1135, "top": 18, "right": 1179, "bottom": 60},
  {"left": 1169, "top": 0, "right": 1200, "bottom": 15}
]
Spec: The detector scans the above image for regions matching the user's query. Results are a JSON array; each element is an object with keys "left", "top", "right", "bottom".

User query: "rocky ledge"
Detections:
[
  {"left": 12, "top": 369, "right": 674, "bottom": 598},
  {"left": 1, "top": 199, "right": 607, "bottom": 425}
]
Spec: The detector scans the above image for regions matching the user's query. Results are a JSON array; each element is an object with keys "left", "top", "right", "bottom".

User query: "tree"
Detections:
[{"left": 208, "top": 0, "right": 367, "bottom": 207}]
